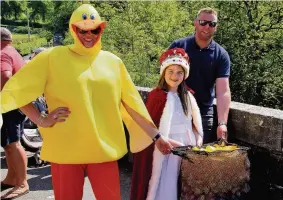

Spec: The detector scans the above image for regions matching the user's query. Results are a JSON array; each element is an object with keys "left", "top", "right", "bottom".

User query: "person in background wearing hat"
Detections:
[
  {"left": 25, "top": 47, "right": 47, "bottom": 65},
  {"left": 0, "top": 27, "right": 29, "bottom": 199},
  {"left": 130, "top": 48, "right": 203, "bottom": 200},
  {"left": 29, "top": 47, "right": 46, "bottom": 60},
  {"left": 0, "top": 4, "right": 172, "bottom": 200},
  {"left": 169, "top": 7, "right": 231, "bottom": 144}
]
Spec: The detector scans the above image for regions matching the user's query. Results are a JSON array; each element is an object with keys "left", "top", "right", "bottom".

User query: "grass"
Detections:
[
  {"left": 12, "top": 33, "right": 48, "bottom": 55},
  {"left": 13, "top": 33, "right": 38, "bottom": 41}
]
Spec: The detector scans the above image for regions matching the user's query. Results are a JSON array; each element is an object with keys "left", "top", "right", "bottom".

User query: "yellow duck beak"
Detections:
[
  {"left": 70, "top": 4, "right": 106, "bottom": 33},
  {"left": 73, "top": 19, "right": 106, "bottom": 31}
]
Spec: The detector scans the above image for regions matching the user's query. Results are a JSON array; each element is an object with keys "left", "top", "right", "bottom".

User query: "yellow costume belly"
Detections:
[{"left": 1, "top": 46, "right": 153, "bottom": 164}]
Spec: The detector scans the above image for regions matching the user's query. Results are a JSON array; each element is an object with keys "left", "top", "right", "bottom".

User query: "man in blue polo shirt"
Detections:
[{"left": 169, "top": 7, "right": 231, "bottom": 143}]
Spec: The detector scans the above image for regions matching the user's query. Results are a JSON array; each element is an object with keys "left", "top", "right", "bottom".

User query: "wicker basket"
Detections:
[{"left": 172, "top": 141, "right": 250, "bottom": 200}]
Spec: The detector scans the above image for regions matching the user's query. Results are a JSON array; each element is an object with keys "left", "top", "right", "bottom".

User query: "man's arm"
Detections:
[
  {"left": 216, "top": 77, "right": 231, "bottom": 139},
  {"left": 1, "top": 70, "right": 12, "bottom": 90},
  {"left": 1, "top": 53, "right": 13, "bottom": 90}
]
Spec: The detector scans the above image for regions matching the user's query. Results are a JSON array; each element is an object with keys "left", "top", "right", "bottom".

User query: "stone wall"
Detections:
[{"left": 228, "top": 102, "right": 283, "bottom": 152}]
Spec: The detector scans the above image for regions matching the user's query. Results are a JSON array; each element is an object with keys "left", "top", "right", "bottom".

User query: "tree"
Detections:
[
  {"left": 1, "top": 0, "right": 26, "bottom": 20},
  {"left": 28, "top": 1, "right": 53, "bottom": 23},
  {"left": 49, "top": 1, "right": 80, "bottom": 34},
  {"left": 50, "top": 1, "right": 283, "bottom": 109},
  {"left": 101, "top": 1, "right": 191, "bottom": 87},
  {"left": 214, "top": 1, "right": 283, "bottom": 109}
]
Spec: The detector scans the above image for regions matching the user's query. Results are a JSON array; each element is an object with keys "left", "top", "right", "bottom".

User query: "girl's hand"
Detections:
[
  {"left": 155, "top": 135, "right": 173, "bottom": 155},
  {"left": 168, "top": 139, "right": 184, "bottom": 148},
  {"left": 40, "top": 107, "right": 71, "bottom": 128}
]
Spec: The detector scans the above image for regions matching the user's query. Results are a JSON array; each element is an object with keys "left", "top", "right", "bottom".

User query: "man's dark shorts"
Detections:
[{"left": 1, "top": 109, "right": 26, "bottom": 148}]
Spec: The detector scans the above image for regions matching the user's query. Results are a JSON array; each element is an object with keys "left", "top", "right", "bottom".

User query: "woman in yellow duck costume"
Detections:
[{"left": 1, "top": 4, "right": 172, "bottom": 200}]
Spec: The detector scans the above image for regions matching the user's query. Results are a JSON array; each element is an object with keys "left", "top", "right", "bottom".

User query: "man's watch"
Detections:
[{"left": 218, "top": 122, "right": 227, "bottom": 127}]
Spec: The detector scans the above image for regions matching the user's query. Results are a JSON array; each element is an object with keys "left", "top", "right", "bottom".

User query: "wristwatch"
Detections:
[
  {"left": 218, "top": 122, "right": 227, "bottom": 127},
  {"left": 152, "top": 132, "right": 161, "bottom": 142}
]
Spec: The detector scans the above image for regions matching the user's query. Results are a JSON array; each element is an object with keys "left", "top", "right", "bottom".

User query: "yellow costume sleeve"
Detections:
[
  {"left": 119, "top": 61, "right": 153, "bottom": 153},
  {"left": 1, "top": 49, "right": 49, "bottom": 113}
]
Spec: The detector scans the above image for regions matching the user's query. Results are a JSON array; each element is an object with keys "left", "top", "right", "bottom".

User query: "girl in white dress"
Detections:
[{"left": 145, "top": 48, "right": 203, "bottom": 200}]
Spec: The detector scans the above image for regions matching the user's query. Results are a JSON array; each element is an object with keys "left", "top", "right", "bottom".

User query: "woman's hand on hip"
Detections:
[{"left": 41, "top": 107, "right": 71, "bottom": 128}]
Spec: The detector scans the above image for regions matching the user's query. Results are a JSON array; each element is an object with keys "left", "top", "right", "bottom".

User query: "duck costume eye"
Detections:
[
  {"left": 90, "top": 14, "right": 95, "bottom": 20},
  {"left": 82, "top": 13, "right": 87, "bottom": 20}
]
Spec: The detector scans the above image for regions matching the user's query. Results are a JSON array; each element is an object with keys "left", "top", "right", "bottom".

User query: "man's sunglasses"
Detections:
[
  {"left": 198, "top": 20, "right": 217, "bottom": 28},
  {"left": 77, "top": 27, "right": 101, "bottom": 35}
]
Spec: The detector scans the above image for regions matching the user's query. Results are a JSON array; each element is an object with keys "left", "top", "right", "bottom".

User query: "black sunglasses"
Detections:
[
  {"left": 198, "top": 20, "right": 217, "bottom": 28},
  {"left": 77, "top": 27, "right": 101, "bottom": 35}
]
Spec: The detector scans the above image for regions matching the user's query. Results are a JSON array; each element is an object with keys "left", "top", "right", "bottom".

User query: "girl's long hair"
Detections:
[{"left": 156, "top": 69, "right": 189, "bottom": 116}]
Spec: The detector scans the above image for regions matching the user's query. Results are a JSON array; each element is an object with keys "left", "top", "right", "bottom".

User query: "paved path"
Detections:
[{"left": 1, "top": 150, "right": 132, "bottom": 200}]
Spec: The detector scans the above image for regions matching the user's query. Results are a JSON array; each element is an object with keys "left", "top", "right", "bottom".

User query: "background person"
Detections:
[{"left": 0, "top": 27, "right": 29, "bottom": 199}]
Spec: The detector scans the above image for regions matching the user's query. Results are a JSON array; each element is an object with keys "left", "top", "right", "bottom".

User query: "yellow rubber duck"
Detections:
[
  {"left": 205, "top": 145, "right": 217, "bottom": 152},
  {"left": 1, "top": 4, "right": 153, "bottom": 164}
]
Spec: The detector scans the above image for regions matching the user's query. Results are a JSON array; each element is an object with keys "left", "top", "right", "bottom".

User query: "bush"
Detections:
[
  {"left": 13, "top": 34, "right": 39, "bottom": 44},
  {"left": 62, "top": 31, "right": 73, "bottom": 45},
  {"left": 38, "top": 29, "right": 53, "bottom": 42},
  {"left": 13, "top": 37, "right": 48, "bottom": 56},
  {"left": 1, "top": 19, "right": 44, "bottom": 28},
  {"left": 9, "top": 26, "right": 42, "bottom": 34}
]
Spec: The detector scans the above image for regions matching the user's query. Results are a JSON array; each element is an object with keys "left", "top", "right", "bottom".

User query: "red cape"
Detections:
[{"left": 130, "top": 88, "right": 167, "bottom": 200}]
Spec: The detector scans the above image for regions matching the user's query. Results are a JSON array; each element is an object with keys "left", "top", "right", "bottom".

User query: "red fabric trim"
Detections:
[
  {"left": 185, "top": 84, "right": 195, "bottom": 95},
  {"left": 145, "top": 88, "right": 167, "bottom": 127}
]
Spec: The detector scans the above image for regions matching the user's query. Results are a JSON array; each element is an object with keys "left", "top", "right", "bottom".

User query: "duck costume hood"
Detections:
[
  {"left": 69, "top": 4, "right": 106, "bottom": 56},
  {"left": 0, "top": 4, "right": 154, "bottom": 164}
]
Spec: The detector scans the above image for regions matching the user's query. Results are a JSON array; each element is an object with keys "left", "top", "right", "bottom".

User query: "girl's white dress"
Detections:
[{"left": 155, "top": 92, "right": 196, "bottom": 200}]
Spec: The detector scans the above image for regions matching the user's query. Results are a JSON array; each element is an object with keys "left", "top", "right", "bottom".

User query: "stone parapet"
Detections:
[{"left": 228, "top": 101, "right": 283, "bottom": 152}]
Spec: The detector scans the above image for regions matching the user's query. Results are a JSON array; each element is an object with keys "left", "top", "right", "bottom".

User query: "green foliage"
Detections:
[
  {"left": 12, "top": 34, "right": 48, "bottom": 56},
  {"left": 7, "top": 26, "right": 42, "bottom": 34},
  {"left": 62, "top": 31, "right": 73, "bottom": 45},
  {"left": 38, "top": 29, "right": 53, "bottom": 42},
  {"left": 1, "top": 19, "right": 44, "bottom": 28},
  {"left": 49, "top": 1, "right": 80, "bottom": 33},
  {"left": 28, "top": 1, "right": 53, "bottom": 23},
  {"left": 12, "top": 34, "right": 37, "bottom": 41},
  {"left": 100, "top": 2, "right": 192, "bottom": 88},
  {"left": 212, "top": 1, "right": 283, "bottom": 109},
  {"left": 4, "top": 1, "right": 283, "bottom": 109},
  {"left": 1, "top": 0, "right": 27, "bottom": 20}
]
